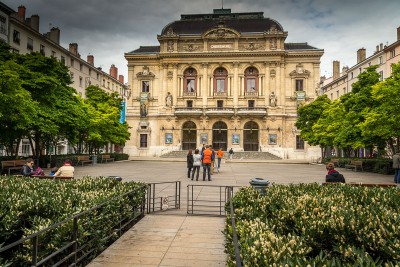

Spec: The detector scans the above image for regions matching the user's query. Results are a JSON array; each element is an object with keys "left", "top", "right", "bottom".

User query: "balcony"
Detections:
[
  {"left": 183, "top": 91, "right": 197, "bottom": 97},
  {"left": 174, "top": 107, "right": 203, "bottom": 117},
  {"left": 205, "top": 107, "right": 235, "bottom": 117},
  {"left": 237, "top": 107, "right": 267, "bottom": 117},
  {"left": 245, "top": 91, "right": 258, "bottom": 97}
]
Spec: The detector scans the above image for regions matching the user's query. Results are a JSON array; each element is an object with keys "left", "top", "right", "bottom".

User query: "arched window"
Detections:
[
  {"left": 213, "top": 67, "right": 228, "bottom": 95},
  {"left": 244, "top": 67, "right": 259, "bottom": 95},
  {"left": 184, "top": 68, "right": 197, "bottom": 96}
]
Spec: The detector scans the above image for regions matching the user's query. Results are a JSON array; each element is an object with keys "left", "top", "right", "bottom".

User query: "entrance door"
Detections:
[
  {"left": 182, "top": 121, "right": 197, "bottom": 150},
  {"left": 243, "top": 121, "right": 259, "bottom": 151},
  {"left": 212, "top": 121, "right": 227, "bottom": 151}
]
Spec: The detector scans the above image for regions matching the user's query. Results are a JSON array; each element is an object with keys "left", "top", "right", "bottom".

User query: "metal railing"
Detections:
[
  {"left": 227, "top": 186, "right": 242, "bottom": 267},
  {"left": 187, "top": 184, "right": 242, "bottom": 216},
  {"left": 146, "top": 181, "right": 181, "bottom": 213},
  {"left": 0, "top": 185, "right": 146, "bottom": 267}
]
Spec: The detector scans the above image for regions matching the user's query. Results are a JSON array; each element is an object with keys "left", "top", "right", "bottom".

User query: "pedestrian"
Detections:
[
  {"left": 21, "top": 158, "right": 35, "bottom": 177},
  {"left": 201, "top": 143, "right": 206, "bottom": 153},
  {"left": 209, "top": 145, "right": 215, "bottom": 175},
  {"left": 392, "top": 151, "right": 400, "bottom": 183},
  {"left": 325, "top": 162, "right": 345, "bottom": 183},
  {"left": 217, "top": 148, "right": 224, "bottom": 172},
  {"left": 186, "top": 149, "right": 194, "bottom": 178},
  {"left": 192, "top": 149, "right": 201, "bottom": 181},
  {"left": 229, "top": 148, "right": 234, "bottom": 160},
  {"left": 201, "top": 145, "right": 214, "bottom": 181},
  {"left": 54, "top": 159, "right": 75, "bottom": 177}
]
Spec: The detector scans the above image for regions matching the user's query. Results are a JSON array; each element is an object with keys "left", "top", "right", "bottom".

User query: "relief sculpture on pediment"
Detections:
[{"left": 204, "top": 28, "right": 238, "bottom": 39}]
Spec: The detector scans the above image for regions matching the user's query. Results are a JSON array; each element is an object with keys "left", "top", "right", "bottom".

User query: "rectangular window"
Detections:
[
  {"left": 217, "top": 100, "right": 223, "bottom": 109},
  {"left": 96, "top": 73, "right": 99, "bottom": 80},
  {"left": 89, "top": 69, "right": 92, "bottom": 76},
  {"left": 142, "top": 81, "right": 149, "bottom": 92},
  {"left": 13, "top": 30, "right": 20, "bottom": 44},
  {"left": 246, "top": 78, "right": 256, "bottom": 92},
  {"left": 295, "top": 79, "right": 303, "bottom": 91},
  {"left": 0, "top": 15, "right": 6, "bottom": 34},
  {"left": 71, "top": 58, "right": 74, "bottom": 67},
  {"left": 336, "top": 90, "right": 339, "bottom": 99},
  {"left": 296, "top": 135, "right": 305, "bottom": 150},
  {"left": 390, "top": 49, "right": 396, "bottom": 58},
  {"left": 27, "top": 37, "right": 33, "bottom": 50},
  {"left": 351, "top": 72, "right": 354, "bottom": 79},
  {"left": 248, "top": 100, "right": 255, "bottom": 109},
  {"left": 186, "top": 100, "right": 193, "bottom": 108},
  {"left": 51, "top": 50, "right": 56, "bottom": 57},
  {"left": 40, "top": 44, "right": 45, "bottom": 56},
  {"left": 343, "top": 87, "right": 346, "bottom": 94},
  {"left": 216, "top": 79, "right": 225, "bottom": 92},
  {"left": 80, "top": 63, "right": 83, "bottom": 71},
  {"left": 379, "top": 56, "right": 383, "bottom": 64},
  {"left": 140, "top": 134, "right": 148, "bottom": 148},
  {"left": 186, "top": 79, "right": 195, "bottom": 92},
  {"left": 79, "top": 77, "right": 83, "bottom": 87},
  {"left": 61, "top": 56, "right": 65, "bottom": 65},
  {"left": 379, "top": 71, "right": 383, "bottom": 81}
]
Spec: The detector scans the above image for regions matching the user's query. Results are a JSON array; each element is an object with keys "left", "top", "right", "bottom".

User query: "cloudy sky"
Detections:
[{"left": 3, "top": 0, "right": 399, "bottom": 79}]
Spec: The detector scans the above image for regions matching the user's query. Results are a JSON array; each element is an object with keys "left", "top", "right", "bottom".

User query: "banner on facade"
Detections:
[{"left": 119, "top": 101, "right": 126, "bottom": 124}]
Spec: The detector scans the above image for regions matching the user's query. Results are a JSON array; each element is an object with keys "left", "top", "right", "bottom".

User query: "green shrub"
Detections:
[
  {"left": 226, "top": 184, "right": 400, "bottom": 266},
  {"left": 0, "top": 176, "right": 146, "bottom": 266}
]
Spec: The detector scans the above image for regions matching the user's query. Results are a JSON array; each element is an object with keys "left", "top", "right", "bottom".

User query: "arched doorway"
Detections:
[
  {"left": 182, "top": 121, "right": 197, "bottom": 150},
  {"left": 243, "top": 121, "right": 259, "bottom": 151},
  {"left": 212, "top": 121, "right": 228, "bottom": 151}
]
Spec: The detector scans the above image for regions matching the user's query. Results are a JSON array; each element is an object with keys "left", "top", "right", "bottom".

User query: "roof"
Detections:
[
  {"left": 285, "top": 43, "right": 318, "bottom": 50},
  {"left": 161, "top": 9, "right": 284, "bottom": 35},
  {"left": 128, "top": 46, "right": 160, "bottom": 54}
]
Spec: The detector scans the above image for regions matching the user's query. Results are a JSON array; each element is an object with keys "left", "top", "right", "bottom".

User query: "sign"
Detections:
[
  {"left": 232, "top": 134, "right": 240, "bottom": 145},
  {"left": 200, "top": 133, "right": 208, "bottom": 145},
  {"left": 165, "top": 133, "right": 173, "bottom": 144},
  {"left": 119, "top": 101, "right": 126, "bottom": 123},
  {"left": 296, "top": 91, "right": 306, "bottom": 101}
]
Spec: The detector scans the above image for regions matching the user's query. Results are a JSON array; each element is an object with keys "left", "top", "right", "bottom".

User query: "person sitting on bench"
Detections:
[
  {"left": 54, "top": 159, "right": 74, "bottom": 177},
  {"left": 325, "top": 162, "right": 345, "bottom": 183}
]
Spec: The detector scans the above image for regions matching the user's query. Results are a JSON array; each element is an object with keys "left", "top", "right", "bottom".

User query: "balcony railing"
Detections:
[
  {"left": 174, "top": 107, "right": 203, "bottom": 116},
  {"left": 205, "top": 107, "right": 235, "bottom": 116},
  {"left": 183, "top": 91, "right": 197, "bottom": 97},
  {"left": 237, "top": 107, "right": 267, "bottom": 116}
]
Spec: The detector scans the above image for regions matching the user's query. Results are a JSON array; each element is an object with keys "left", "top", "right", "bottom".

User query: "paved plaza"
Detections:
[{"left": 84, "top": 158, "right": 394, "bottom": 266}]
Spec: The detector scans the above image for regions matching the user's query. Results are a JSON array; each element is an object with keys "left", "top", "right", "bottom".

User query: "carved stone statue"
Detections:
[
  {"left": 269, "top": 92, "right": 277, "bottom": 107},
  {"left": 166, "top": 92, "right": 173, "bottom": 107}
]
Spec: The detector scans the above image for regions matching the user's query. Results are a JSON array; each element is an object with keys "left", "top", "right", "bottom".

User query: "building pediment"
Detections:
[
  {"left": 289, "top": 64, "right": 310, "bottom": 78},
  {"left": 203, "top": 27, "right": 240, "bottom": 39},
  {"left": 136, "top": 66, "right": 155, "bottom": 79}
]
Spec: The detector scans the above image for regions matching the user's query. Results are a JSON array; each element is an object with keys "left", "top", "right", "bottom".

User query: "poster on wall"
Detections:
[
  {"left": 200, "top": 133, "right": 208, "bottom": 145},
  {"left": 269, "top": 134, "right": 277, "bottom": 145},
  {"left": 232, "top": 134, "right": 240, "bottom": 145},
  {"left": 165, "top": 133, "right": 173, "bottom": 144}
]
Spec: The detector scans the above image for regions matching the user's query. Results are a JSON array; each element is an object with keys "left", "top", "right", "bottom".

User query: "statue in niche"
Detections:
[
  {"left": 166, "top": 92, "right": 173, "bottom": 107},
  {"left": 140, "top": 103, "right": 147, "bottom": 117},
  {"left": 270, "top": 38, "right": 277, "bottom": 49},
  {"left": 167, "top": 41, "right": 174, "bottom": 52},
  {"left": 269, "top": 92, "right": 277, "bottom": 107}
]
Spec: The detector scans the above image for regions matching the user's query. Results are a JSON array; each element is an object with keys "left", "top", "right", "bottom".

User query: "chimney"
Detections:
[
  {"left": 87, "top": 55, "right": 94, "bottom": 65},
  {"left": 333, "top": 60, "right": 340, "bottom": 80},
  {"left": 397, "top": 26, "right": 400, "bottom": 41},
  {"left": 48, "top": 27, "right": 60, "bottom": 44},
  {"left": 342, "top": 66, "right": 349, "bottom": 74},
  {"left": 30, "top": 15, "right": 40, "bottom": 32},
  {"left": 376, "top": 45, "right": 379, "bottom": 52},
  {"left": 118, "top": 75, "right": 124, "bottom": 84},
  {"left": 109, "top": 64, "right": 118, "bottom": 79},
  {"left": 69, "top": 43, "right": 78, "bottom": 56},
  {"left": 17, "top": 5, "right": 26, "bottom": 20},
  {"left": 357, "top": 48, "right": 366, "bottom": 63},
  {"left": 380, "top": 43, "right": 383, "bottom": 51}
]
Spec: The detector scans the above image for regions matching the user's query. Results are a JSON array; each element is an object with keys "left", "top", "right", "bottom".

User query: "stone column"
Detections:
[
  {"left": 202, "top": 63, "right": 208, "bottom": 107},
  {"left": 233, "top": 62, "right": 239, "bottom": 107},
  {"left": 172, "top": 63, "right": 178, "bottom": 107}
]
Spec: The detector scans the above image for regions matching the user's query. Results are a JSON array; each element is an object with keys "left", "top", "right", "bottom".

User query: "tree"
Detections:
[
  {"left": 361, "top": 62, "right": 400, "bottom": 155},
  {"left": 295, "top": 95, "right": 331, "bottom": 157}
]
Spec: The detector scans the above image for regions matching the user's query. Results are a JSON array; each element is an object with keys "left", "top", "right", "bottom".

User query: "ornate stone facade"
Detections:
[{"left": 124, "top": 9, "right": 323, "bottom": 159}]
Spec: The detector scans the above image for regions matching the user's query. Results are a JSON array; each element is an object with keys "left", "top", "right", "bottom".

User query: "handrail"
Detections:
[
  {"left": 227, "top": 186, "right": 242, "bottom": 267},
  {"left": 146, "top": 181, "right": 181, "bottom": 213},
  {"left": 0, "top": 184, "right": 147, "bottom": 266}
]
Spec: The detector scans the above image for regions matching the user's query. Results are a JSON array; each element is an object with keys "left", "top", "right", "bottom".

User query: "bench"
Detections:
[
  {"left": 76, "top": 156, "right": 92, "bottom": 166},
  {"left": 33, "top": 175, "right": 73, "bottom": 180},
  {"left": 345, "top": 160, "right": 363, "bottom": 172},
  {"left": 101, "top": 154, "right": 115, "bottom": 163},
  {"left": 1, "top": 160, "right": 26, "bottom": 175},
  {"left": 322, "top": 182, "right": 396, "bottom": 187}
]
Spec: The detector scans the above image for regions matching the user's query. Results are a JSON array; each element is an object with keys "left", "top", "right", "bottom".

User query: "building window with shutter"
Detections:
[
  {"left": 296, "top": 135, "right": 304, "bottom": 150},
  {"left": 140, "top": 134, "right": 148, "bottom": 148}
]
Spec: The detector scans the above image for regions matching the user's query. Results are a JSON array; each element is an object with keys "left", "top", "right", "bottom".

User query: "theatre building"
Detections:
[{"left": 124, "top": 9, "right": 323, "bottom": 159}]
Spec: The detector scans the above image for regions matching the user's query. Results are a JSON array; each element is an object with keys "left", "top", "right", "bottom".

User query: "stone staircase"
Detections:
[{"left": 160, "top": 150, "right": 282, "bottom": 160}]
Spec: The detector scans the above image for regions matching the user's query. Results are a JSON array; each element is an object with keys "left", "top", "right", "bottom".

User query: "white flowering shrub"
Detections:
[
  {"left": 225, "top": 184, "right": 400, "bottom": 266},
  {"left": 0, "top": 176, "right": 146, "bottom": 266}
]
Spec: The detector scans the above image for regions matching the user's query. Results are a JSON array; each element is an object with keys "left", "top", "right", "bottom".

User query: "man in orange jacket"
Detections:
[{"left": 201, "top": 145, "right": 214, "bottom": 181}]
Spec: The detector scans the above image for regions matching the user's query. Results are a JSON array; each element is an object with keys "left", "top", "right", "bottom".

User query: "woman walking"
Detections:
[
  {"left": 192, "top": 149, "right": 201, "bottom": 180},
  {"left": 186, "top": 149, "right": 194, "bottom": 178}
]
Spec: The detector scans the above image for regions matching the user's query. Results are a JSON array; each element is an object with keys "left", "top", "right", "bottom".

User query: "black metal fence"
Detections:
[
  {"left": 227, "top": 186, "right": 243, "bottom": 267},
  {"left": 146, "top": 181, "right": 181, "bottom": 213},
  {"left": 187, "top": 184, "right": 242, "bottom": 216},
  {"left": 0, "top": 185, "right": 146, "bottom": 267}
]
